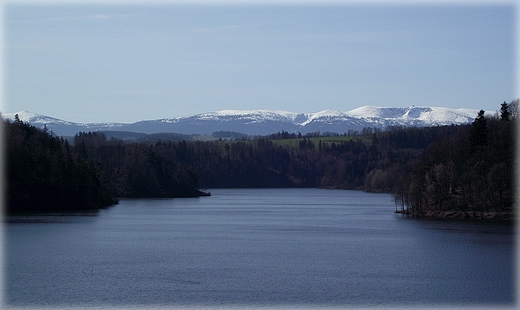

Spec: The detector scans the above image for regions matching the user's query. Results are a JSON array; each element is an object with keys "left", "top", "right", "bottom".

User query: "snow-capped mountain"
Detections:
[
  {"left": 2, "top": 106, "right": 481, "bottom": 137},
  {"left": 2, "top": 110, "right": 127, "bottom": 136}
]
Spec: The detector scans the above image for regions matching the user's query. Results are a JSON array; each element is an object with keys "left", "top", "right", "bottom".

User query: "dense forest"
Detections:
[
  {"left": 74, "top": 126, "right": 460, "bottom": 191},
  {"left": 5, "top": 116, "right": 117, "bottom": 213},
  {"left": 393, "top": 101, "right": 516, "bottom": 220},
  {"left": 4, "top": 116, "right": 208, "bottom": 214},
  {"left": 4, "top": 100, "right": 516, "bottom": 219}
]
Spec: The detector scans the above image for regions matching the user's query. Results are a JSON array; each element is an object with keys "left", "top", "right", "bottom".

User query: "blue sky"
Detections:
[{"left": 4, "top": 3, "right": 517, "bottom": 123}]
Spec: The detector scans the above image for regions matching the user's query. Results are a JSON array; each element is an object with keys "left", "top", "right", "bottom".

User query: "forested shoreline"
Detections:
[
  {"left": 5, "top": 116, "right": 118, "bottom": 214},
  {"left": 4, "top": 100, "right": 516, "bottom": 219},
  {"left": 393, "top": 102, "right": 516, "bottom": 221},
  {"left": 4, "top": 116, "right": 209, "bottom": 214}
]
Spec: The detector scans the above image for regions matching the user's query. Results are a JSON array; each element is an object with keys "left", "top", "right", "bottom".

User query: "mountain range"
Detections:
[{"left": 3, "top": 106, "right": 481, "bottom": 137}]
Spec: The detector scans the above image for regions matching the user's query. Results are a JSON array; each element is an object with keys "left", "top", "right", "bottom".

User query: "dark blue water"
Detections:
[{"left": 4, "top": 188, "right": 515, "bottom": 307}]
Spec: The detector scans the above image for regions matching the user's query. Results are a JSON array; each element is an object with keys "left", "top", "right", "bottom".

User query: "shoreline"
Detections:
[{"left": 395, "top": 209, "right": 515, "bottom": 222}]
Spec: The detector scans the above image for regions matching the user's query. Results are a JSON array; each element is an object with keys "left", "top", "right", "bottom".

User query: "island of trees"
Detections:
[{"left": 4, "top": 100, "right": 516, "bottom": 220}]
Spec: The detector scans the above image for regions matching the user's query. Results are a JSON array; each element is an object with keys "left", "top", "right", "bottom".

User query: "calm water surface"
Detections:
[{"left": 4, "top": 188, "right": 515, "bottom": 307}]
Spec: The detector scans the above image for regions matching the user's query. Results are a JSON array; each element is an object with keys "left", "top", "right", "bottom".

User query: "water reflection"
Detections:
[
  {"left": 5, "top": 211, "right": 100, "bottom": 224},
  {"left": 4, "top": 189, "right": 515, "bottom": 307}
]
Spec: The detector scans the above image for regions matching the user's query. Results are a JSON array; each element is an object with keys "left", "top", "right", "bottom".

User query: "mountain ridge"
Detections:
[{"left": 2, "top": 105, "right": 482, "bottom": 137}]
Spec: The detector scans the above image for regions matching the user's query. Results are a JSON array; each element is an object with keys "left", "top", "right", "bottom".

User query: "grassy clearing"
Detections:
[{"left": 270, "top": 135, "right": 373, "bottom": 149}]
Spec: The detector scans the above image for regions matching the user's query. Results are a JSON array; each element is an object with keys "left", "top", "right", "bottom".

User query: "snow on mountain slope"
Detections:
[
  {"left": 158, "top": 109, "right": 304, "bottom": 125},
  {"left": 408, "top": 107, "right": 479, "bottom": 123},
  {"left": 190, "top": 109, "right": 302, "bottom": 123},
  {"left": 345, "top": 106, "right": 407, "bottom": 119},
  {"left": 3, "top": 110, "right": 123, "bottom": 127},
  {"left": 3, "top": 110, "right": 73, "bottom": 124},
  {"left": 4, "top": 110, "right": 39, "bottom": 121},
  {"left": 344, "top": 106, "right": 478, "bottom": 125},
  {"left": 2, "top": 105, "right": 481, "bottom": 136},
  {"left": 302, "top": 109, "right": 350, "bottom": 125},
  {"left": 2, "top": 110, "right": 126, "bottom": 136}
]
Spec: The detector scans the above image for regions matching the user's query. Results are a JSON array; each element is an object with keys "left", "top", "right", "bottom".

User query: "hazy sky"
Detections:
[{"left": 4, "top": 2, "right": 517, "bottom": 123}]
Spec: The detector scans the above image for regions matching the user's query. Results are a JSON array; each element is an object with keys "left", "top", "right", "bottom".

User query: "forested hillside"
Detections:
[
  {"left": 74, "top": 132, "right": 208, "bottom": 198},
  {"left": 392, "top": 101, "right": 516, "bottom": 220},
  {"left": 4, "top": 117, "right": 207, "bottom": 214},
  {"left": 5, "top": 116, "right": 117, "bottom": 213},
  {"left": 5, "top": 100, "right": 515, "bottom": 220},
  {"left": 79, "top": 124, "right": 464, "bottom": 191}
]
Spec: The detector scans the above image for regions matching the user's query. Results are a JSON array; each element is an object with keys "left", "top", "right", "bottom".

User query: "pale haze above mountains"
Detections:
[{"left": 3, "top": 106, "right": 481, "bottom": 137}]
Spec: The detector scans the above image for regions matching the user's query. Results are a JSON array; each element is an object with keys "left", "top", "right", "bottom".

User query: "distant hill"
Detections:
[{"left": 3, "top": 106, "right": 481, "bottom": 137}]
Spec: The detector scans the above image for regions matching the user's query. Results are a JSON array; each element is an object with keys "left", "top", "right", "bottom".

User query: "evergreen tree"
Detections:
[
  {"left": 391, "top": 102, "right": 515, "bottom": 220},
  {"left": 500, "top": 101, "right": 511, "bottom": 121},
  {"left": 470, "top": 110, "right": 489, "bottom": 156}
]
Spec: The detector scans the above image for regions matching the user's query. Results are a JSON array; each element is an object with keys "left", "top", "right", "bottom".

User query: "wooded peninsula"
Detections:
[{"left": 4, "top": 100, "right": 516, "bottom": 220}]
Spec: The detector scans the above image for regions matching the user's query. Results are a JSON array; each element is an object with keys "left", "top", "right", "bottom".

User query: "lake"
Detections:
[{"left": 4, "top": 188, "right": 515, "bottom": 308}]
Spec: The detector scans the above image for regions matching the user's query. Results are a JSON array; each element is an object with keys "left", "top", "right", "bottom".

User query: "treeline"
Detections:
[
  {"left": 5, "top": 117, "right": 208, "bottom": 214},
  {"left": 5, "top": 116, "right": 117, "bottom": 213},
  {"left": 6, "top": 100, "right": 515, "bottom": 219},
  {"left": 74, "top": 132, "right": 207, "bottom": 198},
  {"left": 68, "top": 120, "right": 483, "bottom": 194},
  {"left": 392, "top": 101, "right": 516, "bottom": 219},
  {"left": 86, "top": 123, "right": 463, "bottom": 191}
]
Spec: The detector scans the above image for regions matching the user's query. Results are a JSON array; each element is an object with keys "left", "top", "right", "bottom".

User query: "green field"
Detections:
[{"left": 269, "top": 134, "right": 373, "bottom": 149}]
